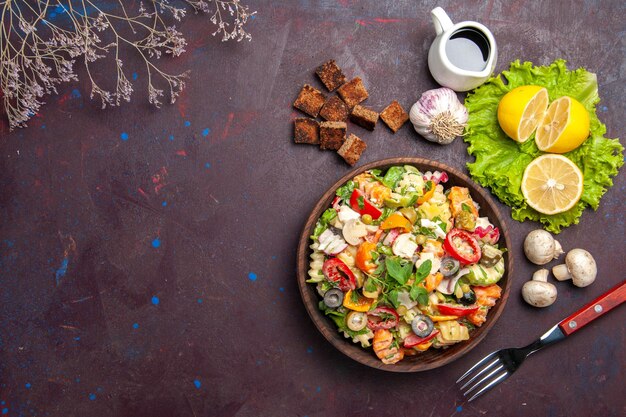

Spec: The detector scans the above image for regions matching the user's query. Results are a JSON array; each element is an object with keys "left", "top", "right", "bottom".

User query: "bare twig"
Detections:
[{"left": 0, "top": 0, "right": 256, "bottom": 129}]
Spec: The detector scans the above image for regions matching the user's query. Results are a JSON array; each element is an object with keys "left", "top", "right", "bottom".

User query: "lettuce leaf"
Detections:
[{"left": 464, "top": 60, "right": 623, "bottom": 233}]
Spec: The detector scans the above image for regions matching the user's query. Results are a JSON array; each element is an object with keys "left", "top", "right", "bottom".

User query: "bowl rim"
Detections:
[{"left": 296, "top": 157, "right": 513, "bottom": 372}]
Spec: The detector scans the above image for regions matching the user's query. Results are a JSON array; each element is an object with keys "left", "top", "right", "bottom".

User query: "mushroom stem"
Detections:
[
  {"left": 552, "top": 264, "right": 571, "bottom": 281},
  {"left": 533, "top": 268, "right": 550, "bottom": 282},
  {"left": 553, "top": 240, "right": 564, "bottom": 260}
]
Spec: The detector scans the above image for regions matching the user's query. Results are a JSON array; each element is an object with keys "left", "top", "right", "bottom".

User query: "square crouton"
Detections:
[
  {"left": 293, "top": 84, "right": 326, "bottom": 117},
  {"left": 337, "top": 77, "right": 369, "bottom": 108},
  {"left": 350, "top": 105, "right": 379, "bottom": 131},
  {"left": 319, "top": 96, "right": 349, "bottom": 122},
  {"left": 316, "top": 60, "right": 347, "bottom": 92},
  {"left": 294, "top": 118, "right": 320, "bottom": 145},
  {"left": 319, "top": 121, "right": 347, "bottom": 150},
  {"left": 337, "top": 133, "right": 367, "bottom": 166},
  {"left": 380, "top": 100, "right": 410, "bottom": 133}
]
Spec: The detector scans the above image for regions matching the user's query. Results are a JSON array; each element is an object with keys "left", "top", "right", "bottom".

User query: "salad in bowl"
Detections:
[{"left": 301, "top": 160, "right": 509, "bottom": 369}]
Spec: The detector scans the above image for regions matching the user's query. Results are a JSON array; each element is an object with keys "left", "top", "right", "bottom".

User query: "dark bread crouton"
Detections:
[
  {"left": 337, "top": 133, "right": 367, "bottom": 166},
  {"left": 316, "top": 60, "right": 347, "bottom": 91},
  {"left": 380, "top": 100, "right": 409, "bottom": 133},
  {"left": 319, "top": 121, "right": 347, "bottom": 150},
  {"left": 319, "top": 96, "right": 349, "bottom": 122},
  {"left": 350, "top": 105, "right": 379, "bottom": 131},
  {"left": 294, "top": 118, "right": 320, "bottom": 145},
  {"left": 337, "top": 77, "right": 369, "bottom": 108},
  {"left": 293, "top": 84, "right": 326, "bottom": 117}
]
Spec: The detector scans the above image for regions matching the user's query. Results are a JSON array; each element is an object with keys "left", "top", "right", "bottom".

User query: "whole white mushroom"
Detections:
[
  {"left": 522, "top": 269, "right": 557, "bottom": 307},
  {"left": 524, "top": 230, "right": 564, "bottom": 265},
  {"left": 552, "top": 249, "right": 597, "bottom": 287}
]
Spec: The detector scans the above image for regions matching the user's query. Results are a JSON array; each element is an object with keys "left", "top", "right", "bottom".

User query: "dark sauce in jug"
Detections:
[{"left": 445, "top": 28, "right": 490, "bottom": 72}]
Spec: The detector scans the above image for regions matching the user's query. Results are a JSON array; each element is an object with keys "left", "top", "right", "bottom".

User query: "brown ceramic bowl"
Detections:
[{"left": 296, "top": 157, "right": 513, "bottom": 372}]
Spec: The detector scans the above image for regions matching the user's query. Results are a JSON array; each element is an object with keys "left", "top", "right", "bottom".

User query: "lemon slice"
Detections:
[
  {"left": 497, "top": 85, "right": 549, "bottom": 142},
  {"left": 521, "top": 154, "right": 583, "bottom": 215},
  {"left": 535, "top": 96, "right": 590, "bottom": 153}
]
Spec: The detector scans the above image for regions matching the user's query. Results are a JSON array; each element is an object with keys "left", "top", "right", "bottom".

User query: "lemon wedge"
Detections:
[
  {"left": 535, "top": 96, "right": 590, "bottom": 153},
  {"left": 497, "top": 85, "right": 549, "bottom": 142},
  {"left": 521, "top": 154, "right": 583, "bottom": 215}
]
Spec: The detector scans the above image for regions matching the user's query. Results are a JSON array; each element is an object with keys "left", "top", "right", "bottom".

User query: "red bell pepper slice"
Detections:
[
  {"left": 444, "top": 228, "right": 482, "bottom": 265},
  {"left": 436, "top": 303, "right": 480, "bottom": 317},
  {"left": 367, "top": 306, "right": 399, "bottom": 330},
  {"left": 349, "top": 189, "right": 382, "bottom": 220},
  {"left": 403, "top": 330, "right": 439, "bottom": 348},
  {"left": 322, "top": 258, "right": 356, "bottom": 292}
]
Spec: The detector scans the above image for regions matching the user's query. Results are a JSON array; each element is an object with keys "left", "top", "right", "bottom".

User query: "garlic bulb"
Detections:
[{"left": 409, "top": 88, "right": 469, "bottom": 145}]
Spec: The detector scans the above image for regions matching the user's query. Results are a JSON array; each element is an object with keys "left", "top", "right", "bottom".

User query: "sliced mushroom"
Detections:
[
  {"left": 524, "top": 230, "right": 564, "bottom": 265},
  {"left": 522, "top": 269, "right": 557, "bottom": 307},
  {"left": 552, "top": 249, "right": 597, "bottom": 287},
  {"left": 392, "top": 233, "right": 418, "bottom": 258},
  {"left": 342, "top": 219, "right": 369, "bottom": 245}
]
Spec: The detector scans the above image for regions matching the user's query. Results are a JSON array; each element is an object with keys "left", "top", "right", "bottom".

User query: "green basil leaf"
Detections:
[
  {"left": 414, "top": 259, "right": 432, "bottom": 283},
  {"left": 385, "top": 257, "right": 413, "bottom": 285}
]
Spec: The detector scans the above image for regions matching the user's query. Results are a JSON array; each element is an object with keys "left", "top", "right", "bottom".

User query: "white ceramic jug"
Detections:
[{"left": 427, "top": 7, "right": 497, "bottom": 92}]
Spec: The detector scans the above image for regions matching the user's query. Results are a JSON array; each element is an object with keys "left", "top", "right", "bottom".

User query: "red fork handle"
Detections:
[{"left": 558, "top": 280, "right": 626, "bottom": 336}]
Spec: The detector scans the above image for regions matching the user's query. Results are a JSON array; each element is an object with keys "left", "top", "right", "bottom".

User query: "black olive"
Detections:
[
  {"left": 411, "top": 314, "right": 434, "bottom": 337},
  {"left": 323, "top": 288, "right": 344, "bottom": 308},
  {"left": 439, "top": 256, "right": 460, "bottom": 277},
  {"left": 458, "top": 289, "right": 476, "bottom": 306}
]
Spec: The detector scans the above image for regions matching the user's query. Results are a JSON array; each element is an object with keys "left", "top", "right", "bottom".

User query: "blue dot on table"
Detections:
[
  {"left": 205, "top": 162, "right": 211, "bottom": 169},
  {"left": 306, "top": 346, "right": 313, "bottom": 354},
  {"left": 456, "top": 405, "right": 463, "bottom": 412},
  {"left": 151, "top": 296, "right": 160, "bottom": 305},
  {"left": 132, "top": 323, "right": 139, "bottom": 329},
  {"left": 132, "top": 72, "right": 138, "bottom": 80},
  {"left": 248, "top": 272, "right": 257, "bottom": 281},
  {"left": 25, "top": 382, "right": 31, "bottom": 389},
  {"left": 162, "top": 201, "right": 167, "bottom": 207},
  {"left": 120, "top": 132, "right": 129, "bottom": 141},
  {"left": 193, "top": 379, "right": 202, "bottom": 389},
  {"left": 197, "top": 298, "right": 203, "bottom": 304},
  {"left": 202, "top": 128, "right": 210, "bottom": 137},
  {"left": 88, "top": 393, "right": 96, "bottom": 401},
  {"left": 184, "top": 120, "right": 191, "bottom": 127},
  {"left": 1, "top": 408, "right": 7, "bottom": 415},
  {"left": 169, "top": 134, "right": 174, "bottom": 141},
  {"left": 151, "top": 238, "right": 161, "bottom": 248},
  {"left": 279, "top": 287, "right": 285, "bottom": 292},
  {"left": 71, "top": 89, "right": 81, "bottom": 98}
]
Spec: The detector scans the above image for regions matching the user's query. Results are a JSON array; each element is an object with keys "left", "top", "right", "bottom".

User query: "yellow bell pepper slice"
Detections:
[
  {"left": 427, "top": 314, "right": 459, "bottom": 322},
  {"left": 380, "top": 213, "right": 412, "bottom": 233},
  {"left": 414, "top": 341, "right": 433, "bottom": 351},
  {"left": 417, "top": 181, "right": 435, "bottom": 205},
  {"left": 343, "top": 290, "right": 375, "bottom": 312}
]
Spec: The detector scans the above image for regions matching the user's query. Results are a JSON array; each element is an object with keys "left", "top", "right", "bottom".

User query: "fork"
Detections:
[{"left": 457, "top": 279, "right": 626, "bottom": 402}]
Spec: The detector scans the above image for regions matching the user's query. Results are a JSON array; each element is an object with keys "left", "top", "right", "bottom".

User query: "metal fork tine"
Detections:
[
  {"left": 467, "top": 371, "right": 510, "bottom": 402},
  {"left": 459, "top": 357, "right": 500, "bottom": 391},
  {"left": 463, "top": 363, "right": 505, "bottom": 396},
  {"left": 456, "top": 351, "right": 499, "bottom": 383}
]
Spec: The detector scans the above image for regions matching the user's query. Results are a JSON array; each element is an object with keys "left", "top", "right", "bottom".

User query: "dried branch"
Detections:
[{"left": 0, "top": 0, "right": 256, "bottom": 129}]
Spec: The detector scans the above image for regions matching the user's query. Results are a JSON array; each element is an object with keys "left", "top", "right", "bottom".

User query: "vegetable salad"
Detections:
[{"left": 307, "top": 165, "right": 505, "bottom": 364}]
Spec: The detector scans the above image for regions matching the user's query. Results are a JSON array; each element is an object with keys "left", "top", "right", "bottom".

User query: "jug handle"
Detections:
[{"left": 431, "top": 7, "right": 453, "bottom": 35}]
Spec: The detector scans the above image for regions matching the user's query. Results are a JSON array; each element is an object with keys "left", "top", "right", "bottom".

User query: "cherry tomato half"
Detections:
[
  {"left": 444, "top": 228, "right": 482, "bottom": 265},
  {"left": 367, "top": 306, "right": 399, "bottom": 330},
  {"left": 322, "top": 258, "right": 356, "bottom": 292}
]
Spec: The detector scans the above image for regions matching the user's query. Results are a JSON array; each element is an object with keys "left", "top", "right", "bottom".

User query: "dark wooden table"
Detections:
[{"left": 1, "top": 1, "right": 624, "bottom": 416}]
